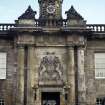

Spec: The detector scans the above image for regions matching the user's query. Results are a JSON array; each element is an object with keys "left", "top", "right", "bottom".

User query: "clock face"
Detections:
[{"left": 47, "top": 5, "right": 55, "bottom": 14}]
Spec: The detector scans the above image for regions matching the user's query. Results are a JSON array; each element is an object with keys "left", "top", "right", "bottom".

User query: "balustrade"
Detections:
[
  {"left": 0, "top": 21, "right": 105, "bottom": 33},
  {"left": 0, "top": 24, "right": 15, "bottom": 31},
  {"left": 87, "top": 24, "right": 105, "bottom": 32}
]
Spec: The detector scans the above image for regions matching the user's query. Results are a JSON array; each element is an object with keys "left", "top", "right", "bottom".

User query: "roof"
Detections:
[
  {"left": 65, "top": 5, "right": 84, "bottom": 20},
  {"left": 18, "top": 6, "right": 37, "bottom": 20}
]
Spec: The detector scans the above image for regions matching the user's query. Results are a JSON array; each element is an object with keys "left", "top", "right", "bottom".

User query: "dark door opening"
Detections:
[{"left": 42, "top": 92, "right": 60, "bottom": 105}]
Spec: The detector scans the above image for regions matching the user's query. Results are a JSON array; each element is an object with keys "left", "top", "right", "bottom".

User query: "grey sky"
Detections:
[{"left": 0, "top": 0, "right": 105, "bottom": 24}]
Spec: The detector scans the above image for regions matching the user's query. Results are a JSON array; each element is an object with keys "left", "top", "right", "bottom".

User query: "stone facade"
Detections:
[{"left": 0, "top": 0, "right": 105, "bottom": 105}]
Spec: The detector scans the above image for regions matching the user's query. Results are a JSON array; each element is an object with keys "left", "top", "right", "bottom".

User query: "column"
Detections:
[
  {"left": 77, "top": 47, "right": 86, "bottom": 105},
  {"left": 67, "top": 47, "right": 75, "bottom": 105},
  {"left": 27, "top": 45, "right": 38, "bottom": 105},
  {"left": 16, "top": 46, "right": 25, "bottom": 105}
]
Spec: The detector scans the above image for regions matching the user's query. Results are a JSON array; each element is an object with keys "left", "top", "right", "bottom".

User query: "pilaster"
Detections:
[
  {"left": 36, "top": 89, "right": 41, "bottom": 105},
  {"left": 16, "top": 46, "right": 25, "bottom": 105},
  {"left": 60, "top": 92, "right": 65, "bottom": 105}
]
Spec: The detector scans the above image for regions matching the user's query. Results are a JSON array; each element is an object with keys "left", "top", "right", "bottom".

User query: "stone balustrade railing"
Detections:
[
  {"left": 0, "top": 22, "right": 105, "bottom": 33},
  {"left": 0, "top": 24, "right": 15, "bottom": 31},
  {"left": 87, "top": 24, "right": 105, "bottom": 32}
]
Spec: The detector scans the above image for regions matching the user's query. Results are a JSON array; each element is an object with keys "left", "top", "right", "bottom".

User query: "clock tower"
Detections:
[{"left": 38, "top": 0, "right": 63, "bottom": 26}]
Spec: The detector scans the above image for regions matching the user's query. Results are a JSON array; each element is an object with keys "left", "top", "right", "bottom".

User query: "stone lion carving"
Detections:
[{"left": 39, "top": 52, "right": 63, "bottom": 81}]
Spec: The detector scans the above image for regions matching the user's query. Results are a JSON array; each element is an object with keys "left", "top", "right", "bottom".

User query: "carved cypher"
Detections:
[{"left": 39, "top": 52, "right": 63, "bottom": 81}]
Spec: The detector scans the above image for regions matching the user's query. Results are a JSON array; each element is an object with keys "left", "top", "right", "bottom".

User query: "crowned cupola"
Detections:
[
  {"left": 65, "top": 6, "right": 86, "bottom": 27},
  {"left": 16, "top": 6, "right": 37, "bottom": 26},
  {"left": 38, "top": 0, "right": 63, "bottom": 19}
]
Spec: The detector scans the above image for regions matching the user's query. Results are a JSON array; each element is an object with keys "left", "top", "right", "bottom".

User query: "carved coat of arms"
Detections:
[{"left": 39, "top": 52, "right": 63, "bottom": 81}]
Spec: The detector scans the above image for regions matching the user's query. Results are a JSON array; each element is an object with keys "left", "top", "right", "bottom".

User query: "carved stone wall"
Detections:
[{"left": 85, "top": 40, "right": 105, "bottom": 105}]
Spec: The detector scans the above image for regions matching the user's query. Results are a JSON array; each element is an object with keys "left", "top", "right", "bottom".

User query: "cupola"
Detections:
[
  {"left": 65, "top": 6, "right": 86, "bottom": 27},
  {"left": 16, "top": 6, "right": 37, "bottom": 26}
]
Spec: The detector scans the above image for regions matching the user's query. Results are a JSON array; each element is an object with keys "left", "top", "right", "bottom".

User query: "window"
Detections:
[
  {"left": 96, "top": 98, "right": 105, "bottom": 105},
  {"left": 95, "top": 53, "right": 105, "bottom": 79},
  {"left": 0, "top": 53, "right": 7, "bottom": 79},
  {"left": 0, "top": 99, "right": 5, "bottom": 105}
]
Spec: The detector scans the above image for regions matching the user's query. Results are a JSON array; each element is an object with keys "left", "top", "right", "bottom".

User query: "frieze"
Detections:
[
  {"left": 17, "top": 35, "right": 35, "bottom": 44},
  {"left": 35, "top": 35, "right": 66, "bottom": 46},
  {"left": 67, "top": 35, "right": 86, "bottom": 46}
]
